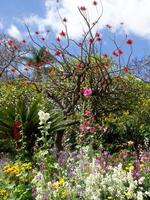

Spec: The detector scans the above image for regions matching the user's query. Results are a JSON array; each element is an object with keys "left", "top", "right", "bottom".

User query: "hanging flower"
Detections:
[
  {"left": 80, "top": 6, "right": 87, "bottom": 11},
  {"left": 126, "top": 39, "right": 133, "bottom": 45},
  {"left": 59, "top": 30, "right": 66, "bottom": 37},
  {"left": 93, "top": 1, "right": 98, "bottom": 6}
]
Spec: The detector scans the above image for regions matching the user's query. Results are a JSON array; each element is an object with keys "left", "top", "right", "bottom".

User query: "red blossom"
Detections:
[
  {"left": 112, "top": 49, "right": 123, "bottom": 56},
  {"left": 22, "top": 39, "right": 26, "bottom": 43},
  {"left": 89, "top": 127, "right": 95, "bottom": 133},
  {"left": 41, "top": 37, "right": 45, "bottom": 41},
  {"left": 112, "top": 50, "right": 119, "bottom": 57},
  {"left": 43, "top": 58, "right": 50, "bottom": 63},
  {"left": 80, "top": 6, "right": 87, "bottom": 11},
  {"left": 88, "top": 38, "right": 94, "bottom": 44},
  {"left": 13, "top": 45, "right": 18, "bottom": 49},
  {"left": 56, "top": 37, "right": 61, "bottom": 42},
  {"left": 123, "top": 66, "right": 129, "bottom": 73},
  {"left": 126, "top": 39, "right": 133, "bottom": 45},
  {"left": 7, "top": 39, "right": 13, "bottom": 46},
  {"left": 118, "top": 49, "right": 123, "bottom": 55},
  {"left": 93, "top": 1, "right": 98, "bottom": 6},
  {"left": 44, "top": 50, "right": 50, "bottom": 55},
  {"left": 59, "top": 30, "right": 66, "bottom": 37},
  {"left": 79, "top": 42, "right": 83, "bottom": 47},
  {"left": 104, "top": 62, "right": 111, "bottom": 67},
  {"left": 76, "top": 63, "right": 84, "bottom": 69},
  {"left": 106, "top": 24, "right": 112, "bottom": 29},
  {"left": 63, "top": 17, "right": 67, "bottom": 22},
  {"left": 10, "top": 67, "right": 16, "bottom": 73},
  {"left": 55, "top": 50, "right": 62, "bottom": 56},
  {"left": 84, "top": 110, "right": 92, "bottom": 117},
  {"left": 35, "top": 31, "right": 40, "bottom": 35},
  {"left": 103, "top": 54, "right": 108, "bottom": 58}
]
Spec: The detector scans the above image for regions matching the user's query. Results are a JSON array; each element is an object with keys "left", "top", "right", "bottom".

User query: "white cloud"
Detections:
[
  {"left": 24, "top": 0, "right": 150, "bottom": 39},
  {"left": 7, "top": 25, "right": 22, "bottom": 40}
]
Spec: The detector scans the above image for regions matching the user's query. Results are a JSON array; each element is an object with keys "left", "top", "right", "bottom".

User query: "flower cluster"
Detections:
[{"left": 3, "top": 162, "right": 32, "bottom": 175}]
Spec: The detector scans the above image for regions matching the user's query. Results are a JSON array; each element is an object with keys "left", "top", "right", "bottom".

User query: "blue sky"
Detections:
[{"left": 0, "top": 0, "right": 150, "bottom": 60}]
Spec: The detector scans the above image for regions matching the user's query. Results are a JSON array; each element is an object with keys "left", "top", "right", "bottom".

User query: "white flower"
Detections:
[
  {"left": 38, "top": 110, "right": 50, "bottom": 125},
  {"left": 137, "top": 191, "right": 144, "bottom": 200}
]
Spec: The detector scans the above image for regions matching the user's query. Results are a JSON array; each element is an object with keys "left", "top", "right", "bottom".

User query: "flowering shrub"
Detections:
[{"left": 30, "top": 146, "right": 150, "bottom": 200}]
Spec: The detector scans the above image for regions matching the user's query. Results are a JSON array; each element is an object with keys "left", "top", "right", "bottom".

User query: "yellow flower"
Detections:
[
  {"left": 129, "top": 166, "right": 134, "bottom": 171},
  {"left": 107, "top": 196, "right": 113, "bottom": 199},
  {"left": 59, "top": 178, "right": 64, "bottom": 185},
  {"left": 61, "top": 189, "right": 69, "bottom": 198},
  {"left": 0, "top": 188, "right": 8, "bottom": 199},
  {"left": 124, "top": 191, "right": 132, "bottom": 198}
]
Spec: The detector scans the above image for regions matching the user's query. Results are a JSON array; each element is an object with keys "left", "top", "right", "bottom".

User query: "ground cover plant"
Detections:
[{"left": 0, "top": 0, "right": 150, "bottom": 199}]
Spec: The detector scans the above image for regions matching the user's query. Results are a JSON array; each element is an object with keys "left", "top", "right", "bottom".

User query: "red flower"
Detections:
[
  {"left": 13, "top": 45, "right": 18, "bottom": 49},
  {"left": 63, "top": 17, "right": 67, "bottom": 22},
  {"left": 10, "top": 67, "right": 16, "bottom": 73},
  {"left": 112, "top": 50, "right": 119, "bottom": 57},
  {"left": 89, "top": 127, "right": 95, "bottom": 133},
  {"left": 35, "top": 31, "right": 39, "bottom": 35},
  {"left": 22, "top": 39, "right": 26, "bottom": 43},
  {"left": 104, "top": 62, "right": 111, "bottom": 67},
  {"left": 126, "top": 39, "right": 133, "bottom": 45},
  {"left": 12, "top": 120, "right": 21, "bottom": 141},
  {"left": 56, "top": 37, "right": 61, "bottom": 42},
  {"left": 88, "top": 38, "right": 94, "bottom": 44},
  {"left": 79, "top": 42, "right": 83, "bottom": 47},
  {"left": 106, "top": 24, "right": 112, "bottom": 29},
  {"left": 44, "top": 50, "right": 50, "bottom": 55},
  {"left": 43, "top": 58, "right": 50, "bottom": 63},
  {"left": 123, "top": 66, "right": 129, "bottom": 73},
  {"left": 59, "top": 30, "right": 66, "bottom": 37},
  {"left": 93, "top": 1, "right": 98, "bottom": 6},
  {"left": 76, "top": 63, "right": 84, "bottom": 69},
  {"left": 118, "top": 49, "right": 123, "bottom": 55},
  {"left": 112, "top": 49, "right": 123, "bottom": 56},
  {"left": 55, "top": 50, "right": 62, "bottom": 56},
  {"left": 84, "top": 110, "right": 92, "bottom": 117},
  {"left": 80, "top": 6, "right": 87, "bottom": 11},
  {"left": 103, "top": 54, "right": 108, "bottom": 58},
  {"left": 7, "top": 39, "right": 13, "bottom": 46},
  {"left": 41, "top": 37, "right": 45, "bottom": 41}
]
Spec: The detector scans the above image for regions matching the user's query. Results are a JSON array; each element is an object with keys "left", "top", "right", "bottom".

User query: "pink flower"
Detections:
[
  {"left": 80, "top": 120, "right": 90, "bottom": 132},
  {"left": 84, "top": 110, "right": 92, "bottom": 117},
  {"left": 81, "top": 87, "right": 92, "bottom": 97},
  {"left": 89, "top": 127, "right": 95, "bottom": 133}
]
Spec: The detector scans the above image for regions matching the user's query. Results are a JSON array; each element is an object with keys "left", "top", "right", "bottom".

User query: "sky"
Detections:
[{"left": 0, "top": 0, "right": 150, "bottom": 60}]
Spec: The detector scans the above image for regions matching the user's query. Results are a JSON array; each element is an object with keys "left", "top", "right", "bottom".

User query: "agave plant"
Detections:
[{"left": 0, "top": 97, "right": 71, "bottom": 155}]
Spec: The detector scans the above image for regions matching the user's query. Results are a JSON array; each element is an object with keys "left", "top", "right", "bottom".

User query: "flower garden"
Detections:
[{"left": 0, "top": 0, "right": 150, "bottom": 200}]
